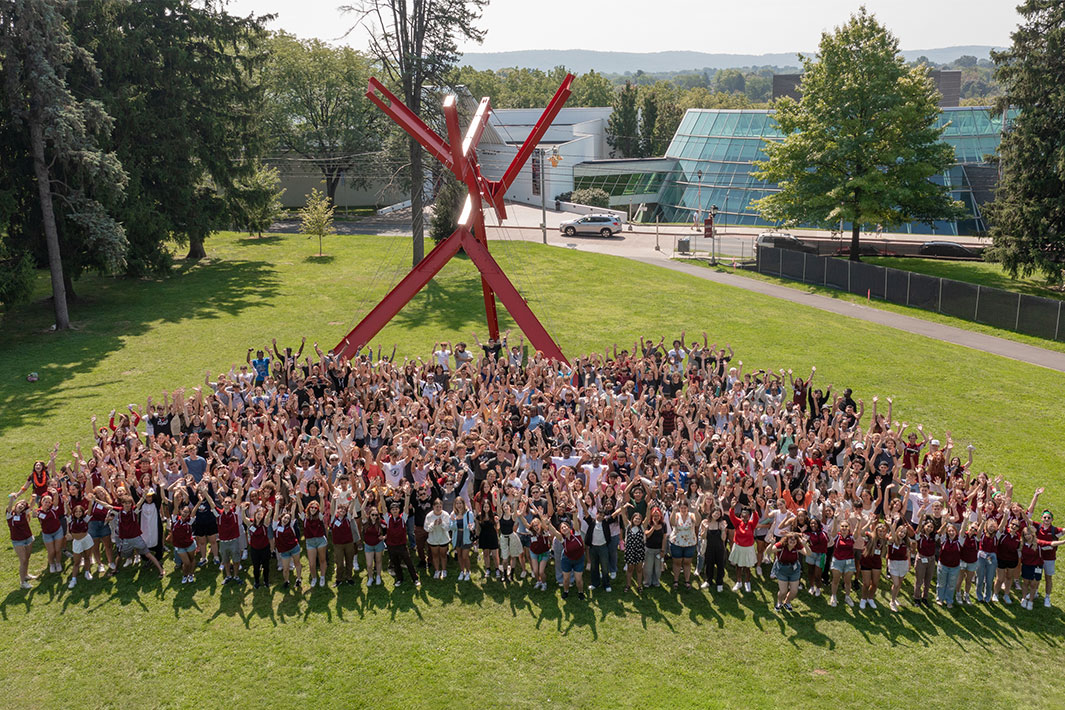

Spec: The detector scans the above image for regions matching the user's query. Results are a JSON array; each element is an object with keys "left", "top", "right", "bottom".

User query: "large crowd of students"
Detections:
[{"left": 7, "top": 332, "right": 1062, "bottom": 614}]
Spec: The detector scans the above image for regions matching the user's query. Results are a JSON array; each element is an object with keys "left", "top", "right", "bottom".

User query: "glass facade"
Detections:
[
  {"left": 652, "top": 106, "right": 1016, "bottom": 235},
  {"left": 573, "top": 171, "right": 667, "bottom": 197}
]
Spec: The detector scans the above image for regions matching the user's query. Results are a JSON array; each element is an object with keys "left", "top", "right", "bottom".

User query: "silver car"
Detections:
[{"left": 559, "top": 213, "right": 623, "bottom": 237}]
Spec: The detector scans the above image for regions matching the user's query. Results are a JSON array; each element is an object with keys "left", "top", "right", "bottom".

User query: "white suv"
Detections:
[{"left": 559, "top": 214, "right": 623, "bottom": 237}]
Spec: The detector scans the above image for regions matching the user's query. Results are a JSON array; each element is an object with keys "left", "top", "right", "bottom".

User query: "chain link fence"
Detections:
[{"left": 756, "top": 246, "right": 1065, "bottom": 342}]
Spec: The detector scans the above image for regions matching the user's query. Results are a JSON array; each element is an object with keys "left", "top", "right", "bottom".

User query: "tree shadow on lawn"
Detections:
[
  {"left": 0, "top": 257, "right": 281, "bottom": 439},
  {"left": 389, "top": 273, "right": 518, "bottom": 336}
]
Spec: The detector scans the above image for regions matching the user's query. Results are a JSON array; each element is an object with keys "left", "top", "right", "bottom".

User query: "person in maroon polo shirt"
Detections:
[{"left": 385, "top": 482, "right": 420, "bottom": 588}]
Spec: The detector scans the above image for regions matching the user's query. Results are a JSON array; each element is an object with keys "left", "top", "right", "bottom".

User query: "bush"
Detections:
[
  {"left": 570, "top": 187, "right": 610, "bottom": 208},
  {"left": 0, "top": 242, "right": 35, "bottom": 308},
  {"left": 554, "top": 191, "right": 573, "bottom": 203}
]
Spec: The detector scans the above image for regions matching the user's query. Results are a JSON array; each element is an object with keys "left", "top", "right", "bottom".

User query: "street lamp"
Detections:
[{"left": 710, "top": 204, "right": 720, "bottom": 265}]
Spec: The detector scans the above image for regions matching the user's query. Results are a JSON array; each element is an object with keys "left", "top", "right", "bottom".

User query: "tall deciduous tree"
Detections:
[
  {"left": 983, "top": 0, "right": 1065, "bottom": 284},
  {"left": 0, "top": 0, "right": 127, "bottom": 328},
  {"left": 607, "top": 81, "right": 639, "bottom": 158},
  {"left": 753, "top": 8, "right": 961, "bottom": 261},
  {"left": 571, "top": 70, "right": 614, "bottom": 107},
  {"left": 264, "top": 33, "right": 381, "bottom": 205},
  {"left": 344, "top": 0, "right": 487, "bottom": 267}
]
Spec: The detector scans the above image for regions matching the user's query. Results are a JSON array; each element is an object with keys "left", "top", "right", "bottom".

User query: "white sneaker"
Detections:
[
  {"left": 441, "top": 570, "right": 447, "bottom": 579},
  {"left": 20, "top": 580, "right": 32, "bottom": 589},
  {"left": 67, "top": 577, "right": 77, "bottom": 589},
  {"left": 859, "top": 599, "right": 866, "bottom": 610},
  {"left": 716, "top": 585, "right": 723, "bottom": 592},
  {"left": 375, "top": 575, "right": 382, "bottom": 585},
  {"left": 98, "top": 564, "right": 106, "bottom": 574},
  {"left": 868, "top": 599, "right": 877, "bottom": 610},
  {"left": 84, "top": 570, "right": 93, "bottom": 581},
  {"left": 319, "top": 575, "right": 326, "bottom": 586},
  {"left": 309, "top": 577, "right": 317, "bottom": 588},
  {"left": 520, "top": 570, "right": 528, "bottom": 578},
  {"left": 1002, "top": 594, "right": 1012, "bottom": 604},
  {"left": 353, "top": 560, "right": 360, "bottom": 571},
  {"left": 109, "top": 562, "right": 116, "bottom": 571},
  {"left": 828, "top": 595, "right": 838, "bottom": 607},
  {"left": 991, "top": 594, "right": 999, "bottom": 602},
  {"left": 744, "top": 582, "right": 751, "bottom": 593},
  {"left": 605, "top": 586, "right": 612, "bottom": 593},
  {"left": 844, "top": 595, "right": 854, "bottom": 607},
  {"left": 1046, "top": 596, "right": 1052, "bottom": 608},
  {"left": 701, "top": 581, "right": 710, "bottom": 589},
  {"left": 732, "top": 582, "right": 742, "bottom": 592}
]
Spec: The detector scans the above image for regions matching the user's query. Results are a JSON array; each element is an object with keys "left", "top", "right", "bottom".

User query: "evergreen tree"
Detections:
[
  {"left": 983, "top": 0, "right": 1065, "bottom": 284},
  {"left": 753, "top": 8, "right": 961, "bottom": 261},
  {"left": 229, "top": 163, "right": 285, "bottom": 238},
  {"left": 607, "top": 81, "right": 639, "bottom": 158},
  {"left": 638, "top": 92, "right": 658, "bottom": 158}
]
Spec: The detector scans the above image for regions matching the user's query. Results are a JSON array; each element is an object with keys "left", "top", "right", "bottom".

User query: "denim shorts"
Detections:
[
  {"left": 561, "top": 554, "right": 585, "bottom": 574},
  {"left": 305, "top": 536, "right": 327, "bottom": 550},
  {"left": 831, "top": 557, "right": 856, "bottom": 574},
  {"left": 960, "top": 560, "right": 979, "bottom": 573},
  {"left": 278, "top": 545, "right": 301, "bottom": 559},
  {"left": 12, "top": 536, "right": 34, "bottom": 548},
  {"left": 42, "top": 530, "right": 64, "bottom": 543},
  {"left": 89, "top": 520, "right": 112, "bottom": 540},
  {"left": 174, "top": 543, "right": 198, "bottom": 556},
  {"left": 773, "top": 561, "right": 801, "bottom": 583},
  {"left": 364, "top": 541, "right": 384, "bottom": 554},
  {"left": 805, "top": 552, "right": 826, "bottom": 568},
  {"left": 670, "top": 543, "right": 696, "bottom": 559},
  {"left": 531, "top": 551, "right": 550, "bottom": 563}
]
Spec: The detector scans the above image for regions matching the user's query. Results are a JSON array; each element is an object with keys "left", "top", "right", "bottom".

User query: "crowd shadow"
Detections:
[{"left": 0, "top": 257, "right": 281, "bottom": 438}]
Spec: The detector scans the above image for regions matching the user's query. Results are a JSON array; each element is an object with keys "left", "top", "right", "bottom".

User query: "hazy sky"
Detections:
[{"left": 229, "top": 0, "right": 1021, "bottom": 55}]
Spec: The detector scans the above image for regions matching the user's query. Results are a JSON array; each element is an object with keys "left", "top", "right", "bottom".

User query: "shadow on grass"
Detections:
[
  {"left": 304, "top": 254, "right": 335, "bottom": 264},
  {"left": 0, "top": 257, "right": 280, "bottom": 438}
]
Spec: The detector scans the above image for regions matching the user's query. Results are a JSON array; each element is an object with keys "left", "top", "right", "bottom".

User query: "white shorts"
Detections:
[
  {"left": 888, "top": 559, "right": 910, "bottom": 578},
  {"left": 71, "top": 535, "right": 94, "bottom": 555},
  {"left": 1045, "top": 560, "right": 1056, "bottom": 576}
]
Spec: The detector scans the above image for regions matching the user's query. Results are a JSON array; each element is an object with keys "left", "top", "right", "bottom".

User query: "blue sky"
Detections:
[{"left": 230, "top": 0, "right": 1020, "bottom": 54}]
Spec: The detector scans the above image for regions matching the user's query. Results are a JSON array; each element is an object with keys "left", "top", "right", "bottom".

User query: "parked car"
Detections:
[
  {"left": 919, "top": 241, "right": 979, "bottom": 258},
  {"left": 559, "top": 214, "right": 623, "bottom": 237},
  {"left": 756, "top": 231, "right": 817, "bottom": 254},
  {"left": 831, "top": 244, "right": 900, "bottom": 257}
]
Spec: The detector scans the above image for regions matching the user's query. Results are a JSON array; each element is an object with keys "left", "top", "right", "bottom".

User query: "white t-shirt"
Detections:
[
  {"left": 582, "top": 464, "right": 607, "bottom": 491},
  {"left": 434, "top": 349, "right": 451, "bottom": 370},
  {"left": 425, "top": 510, "right": 452, "bottom": 545}
]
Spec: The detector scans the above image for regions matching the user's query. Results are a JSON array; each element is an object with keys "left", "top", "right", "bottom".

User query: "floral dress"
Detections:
[{"left": 625, "top": 524, "right": 646, "bottom": 565}]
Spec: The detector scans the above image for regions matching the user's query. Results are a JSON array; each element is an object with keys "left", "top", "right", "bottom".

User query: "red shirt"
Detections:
[
  {"left": 916, "top": 535, "right": 936, "bottom": 558},
  {"left": 775, "top": 542, "right": 801, "bottom": 564},
  {"left": 274, "top": 522, "right": 298, "bottom": 553},
  {"left": 171, "top": 517, "right": 194, "bottom": 549},
  {"left": 978, "top": 533, "right": 997, "bottom": 554},
  {"left": 217, "top": 509, "right": 240, "bottom": 541},
  {"left": 938, "top": 539, "right": 961, "bottom": 567},
  {"left": 248, "top": 522, "right": 269, "bottom": 550},
  {"left": 69, "top": 516, "right": 89, "bottom": 535},
  {"left": 7, "top": 512, "right": 32, "bottom": 542},
  {"left": 860, "top": 540, "right": 883, "bottom": 569},
  {"left": 90, "top": 501, "right": 110, "bottom": 522},
  {"left": 805, "top": 530, "right": 828, "bottom": 554},
  {"left": 385, "top": 515, "right": 406, "bottom": 547},
  {"left": 116, "top": 508, "right": 141, "bottom": 540},
  {"left": 530, "top": 532, "right": 551, "bottom": 555},
  {"left": 304, "top": 515, "right": 326, "bottom": 539},
  {"left": 563, "top": 532, "right": 585, "bottom": 561},
  {"left": 833, "top": 534, "right": 855, "bottom": 560},
  {"left": 363, "top": 520, "right": 384, "bottom": 546},
  {"left": 888, "top": 542, "right": 910, "bottom": 561},
  {"left": 729, "top": 509, "right": 760, "bottom": 547},
  {"left": 960, "top": 534, "right": 979, "bottom": 564},
  {"left": 1021, "top": 541, "right": 1042, "bottom": 567},
  {"left": 330, "top": 516, "right": 354, "bottom": 545},
  {"left": 996, "top": 532, "right": 1020, "bottom": 563},
  {"left": 1037, "top": 525, "right": 1061, "bottom": 561},
  {"left": 37, "top": 508, "right": 61, "bottom": 535}
]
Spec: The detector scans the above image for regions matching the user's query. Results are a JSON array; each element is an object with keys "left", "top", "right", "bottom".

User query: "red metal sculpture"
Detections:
[{"left": 332, "top": 75, "right": 574, "bottom": 364}]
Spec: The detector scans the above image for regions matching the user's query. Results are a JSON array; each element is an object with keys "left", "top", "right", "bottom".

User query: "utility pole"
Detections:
[{"left": 538, "top": 148, "right": 548, "bottom": 244}]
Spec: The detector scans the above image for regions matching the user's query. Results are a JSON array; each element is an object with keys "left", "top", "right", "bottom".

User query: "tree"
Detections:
[
  {"left": 753, "top": 8, "right": 962, "bottom": 261},
  {"left": 0, "top": 0, "right": 128, "bottom": 329},
  {"left": 300, "top": 188, "right": 336, "bottom": 257},
  {"left": 428, "top": 174, "right": 466, "bottom": 243},
  {"left": 607, "top": 81, "right": 639, "bottom": 157},
  {"left": 571, "top": 70, "right": 614, "bottom": 107},
  {"left": 713, "top": 68, "right": 746, "bottom": 94},
  {"left": 954, "top": 55, "right": 979, "bottom": 68},
  {"left": 983, "top": 0, "right": 1065, "bottom": 284},
  {"left": 69, "top": 0, "right": 271, "bottom": 265},
  {"left": 570, "top": 188, "right": 610, "bottom": 208},
  {"left": 265, "top": 33, "right": 382, "bottom": 205},
  {"left": 638, "top": 92, "right": 658, "bottom": 158},
  {"left": 744, "top": 73, "right": 772, "bottom": 103},
  {"left": 229, "top": 163, "right": 285, "bottom": 238},
  {"left": 345, "top": 0, "right": 487, "bottom": 267}
]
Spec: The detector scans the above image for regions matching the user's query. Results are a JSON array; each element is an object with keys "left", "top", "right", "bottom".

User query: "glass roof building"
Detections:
[{"left": 574, "top": 106, "right": 1014, "bottom": 236}]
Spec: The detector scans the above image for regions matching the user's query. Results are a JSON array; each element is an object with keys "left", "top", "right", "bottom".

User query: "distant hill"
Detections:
[{"left": 458, "top": 46, "right": 1003, "bottom": 74}]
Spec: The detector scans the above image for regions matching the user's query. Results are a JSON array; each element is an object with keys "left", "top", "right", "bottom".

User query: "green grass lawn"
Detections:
[
  {"left": 867, "top": 256, "right": 1065, "bottom": 301},
  {"left": 686, "top": 259, "right": 1065, "bottom": 356},
  {"left": 2, "top": 232, "right": 1064, "bottom": 709}
]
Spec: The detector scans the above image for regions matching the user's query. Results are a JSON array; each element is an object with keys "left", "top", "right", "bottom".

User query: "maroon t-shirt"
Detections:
[
  {"left": 833, "top": 534, "right": 855, "bottom": 560},
  {"left": 172, "top": 518, "right": 194, "bottom": 549},
  {"left": 217, "top": 509, "right": 240, "bottom": 541},
  {"left": 7, "top": 512, "right": 32, "bottom": 542},
  {"left": 938, "top": 539, "right": 961, "bottom": 567},
  {"left": 330, "top": 516, "right": 354, "bottom": 545},
  {"left": 248, "top": 523, "right": 269, "bottom": 550}
]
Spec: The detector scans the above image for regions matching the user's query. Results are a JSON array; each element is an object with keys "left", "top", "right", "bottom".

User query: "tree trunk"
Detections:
[
  {"left": 29, "top": 120, "right": 70, "bottom": 330},
  {"left": 325, "top": 173, "right": 341, "bottom": 205},
  {"left": 410, "top": 137, "right": 424, "bottom": 266},
  {"left": 186, "top": 233, "right": 207, "bottom": 260},
  {"left": 64, "top": 271, "right": 77, "bottom": 302},
  {"left": 849, "top": 221, "right": 861, "bottom": 262}
]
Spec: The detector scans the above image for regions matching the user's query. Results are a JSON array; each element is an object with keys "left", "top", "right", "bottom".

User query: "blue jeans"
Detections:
[
  {"left": 589, "top": 544, "right": 610, "bottom": 588},
  {"left": 976, "top": 553, "right": 997, "bottom": 601},
  {"left": 552, "top": 539, "right": 565, "bottom": 585},
  {"left": 937, "top": 563, "right": 960, "bottom": 604},
  {"left": 607, "top": 534, "right": 619, "bottom": 577}
]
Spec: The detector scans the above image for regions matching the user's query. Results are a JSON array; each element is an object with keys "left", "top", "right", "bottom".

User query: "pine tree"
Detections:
[
  {"left": 607, "top": 81, "right": 639, "bottom": 158},
  {"left": 983, "top": 0, "right": 1065, "bottom": 284}
]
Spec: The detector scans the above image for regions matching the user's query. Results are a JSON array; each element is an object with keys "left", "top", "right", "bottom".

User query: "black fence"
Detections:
[{"left": 756, "top": 246, "right": 1065, "bottom": 342}]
